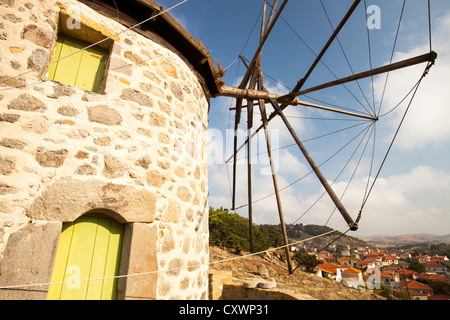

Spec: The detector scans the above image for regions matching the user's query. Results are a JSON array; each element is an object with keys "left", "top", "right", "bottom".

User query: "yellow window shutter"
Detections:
[
  {"left": 46, "top": 34, "right": 108, "bottom": 93},
  {"left": 47, "top": 214, "right": 124, "bottom": 300}
]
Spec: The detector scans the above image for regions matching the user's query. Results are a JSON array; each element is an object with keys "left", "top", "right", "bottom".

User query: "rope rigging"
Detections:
[{"left": 0, "top": 224, "right": 350, "bottom": 290}]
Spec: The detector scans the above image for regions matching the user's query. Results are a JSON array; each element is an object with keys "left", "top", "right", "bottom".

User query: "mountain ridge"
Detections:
[{"left": 361, "top": 233, "right": 450, "bottom": 245}]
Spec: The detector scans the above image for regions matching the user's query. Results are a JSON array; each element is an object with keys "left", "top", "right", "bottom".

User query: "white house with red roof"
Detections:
[{"left": 423, "top": 261, "right": 448, "bottom": 277}]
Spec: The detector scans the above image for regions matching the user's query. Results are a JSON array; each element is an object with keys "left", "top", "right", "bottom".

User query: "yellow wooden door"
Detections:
[
  {"left": 47, "top": 214, "right": 124, "bottom": 300},
  {"left": 46, "top": 34, "right": 108, "bottom": 92}
]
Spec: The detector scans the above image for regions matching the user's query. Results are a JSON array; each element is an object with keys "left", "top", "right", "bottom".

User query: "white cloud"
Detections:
[
  {"left": 374, "top": 11, "right": 450, "bottom": 149},
  {"left": 349, "top": 166, "right": 450, "bottom": 236}
]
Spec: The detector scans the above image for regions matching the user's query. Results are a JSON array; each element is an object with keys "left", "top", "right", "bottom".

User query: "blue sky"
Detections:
[{"left": 157, "top": 0, "right": 450, "bottom": 237}]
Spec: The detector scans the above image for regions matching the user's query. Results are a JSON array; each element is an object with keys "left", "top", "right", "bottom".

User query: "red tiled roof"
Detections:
[
  {"left": 339, "top": 257, "right": 357, "bottom": 262},
  {"left": 380, "top": 272, "right": 398, "bottom": 278},
  {"left": 431, "top": 255, "right": 448, "bottom": 260},
  {"left": 417, "top": 273, "right": 449, "bottom": 282},
  {"left": 398, "top": 280, "right": 433, "bottom": 291},
  {"left": 399, "top": 268, "right": 417, "bottom": 276},
  {"left": 341, "top": 267, "right": 361, "bottom": 274},
  {"left": 382, "top": 267, "right": 397, "bottom": 271},
  {"left": 316, "top": 262, "right": 347, "bottom": 275},
  {"left": 423, "top": 261, "right": 445, "bottom": 268}
]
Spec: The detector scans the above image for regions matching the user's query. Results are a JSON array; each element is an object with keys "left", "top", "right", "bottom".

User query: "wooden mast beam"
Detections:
[
  {"left": 258, "top": 70, "right": 294, "bottom": 273},
  {"left": 231, "top": 0, "right": 288, "bottom": 210}
]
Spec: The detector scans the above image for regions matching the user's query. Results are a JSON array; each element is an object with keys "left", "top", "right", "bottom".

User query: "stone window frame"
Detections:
[{"left": 42, "top": 6, "right": 115, "bottom": 94}]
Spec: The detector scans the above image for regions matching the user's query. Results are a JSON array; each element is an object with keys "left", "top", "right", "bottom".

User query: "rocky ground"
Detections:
[{"left": 209, "top": 246, "right": 384, "bottom": 300}]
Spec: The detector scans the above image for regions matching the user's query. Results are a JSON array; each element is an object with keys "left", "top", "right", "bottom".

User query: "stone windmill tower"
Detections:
[{"left": 0, "top": 0, "right": 220, "bottom": 300}]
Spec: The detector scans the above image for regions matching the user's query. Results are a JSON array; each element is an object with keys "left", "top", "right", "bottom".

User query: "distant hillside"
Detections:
[
  {"left": 285, "top": 223, "right": 369, "bottom": 248},
  {"left": 209, "top": 207, "right": 369, "bottom": 252},
  {"left": 362, "top": 233, "right": 450, "bottom": 246}
]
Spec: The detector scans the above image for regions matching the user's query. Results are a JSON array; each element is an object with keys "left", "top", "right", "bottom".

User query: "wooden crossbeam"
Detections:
[
  {"left": 220, "top": 85, "right": 377, "bottom": 121},
  {"left": 281, "top": 51, "right": 438, "bottom": 101}
]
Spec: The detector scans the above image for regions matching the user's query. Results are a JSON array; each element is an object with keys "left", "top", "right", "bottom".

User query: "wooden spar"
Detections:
[
  {"left": 261, "top": 0, "right": 268, "bottom": 41},
  {"left": 247, "top": 107, "right": 253, "bottom": 252},
  {"left": 231, "top": 98, "right": 241, "bottom": 210},
  {"left": 231, "top": 0, "right": 283, "bottom": 210},
  {"left": 282, "top": 51, "right": 438, "bottom": 100},
  {"left": 295, "top": 101, "right": 377, "bottom": 120},
  {"left": 268, "top": 99, "right": 358, "bottom": 230},
  {"left": 238, "top": 0, "right": 287, "bottom": 87},
  {"left": 220, "top": 85, "right": 377, "bottom": 120},
  {"left": 258, "top": 71, "right": 293, "bottom": 273},
  {"left": 246, "top": 68, "right": 259, "bottom": 253},
  {"left": 293, "top": 0, "right": 362, "bottom": 92}
]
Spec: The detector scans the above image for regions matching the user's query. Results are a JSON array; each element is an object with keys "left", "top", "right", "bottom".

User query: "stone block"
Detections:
[
  {"left": 34, "top": 147, "right": 68, "bottom": 167},
  {"left": 26, "top": 177, "right": 156, "bottom": 223},
  {"left": 88, "top": 105, "right": 123, "bottom": 126},
  {"left": 7, "top": 94, "right": 46, "bottom": 113},
  {"left": 0, "top": 222, "right": 62, "bottom": 300},
  {"left": 118, "top": 223, "right": 157, "bottom": 300}
]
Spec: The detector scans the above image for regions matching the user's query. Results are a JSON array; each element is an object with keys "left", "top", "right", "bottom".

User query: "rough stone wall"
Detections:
[{"left": 0, "top": 0, "right": 209, "bottom": 300}]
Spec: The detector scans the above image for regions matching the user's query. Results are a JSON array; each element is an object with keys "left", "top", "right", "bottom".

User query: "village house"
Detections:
[
  {"left": 315, "top": 263, "right": 364, "bottom": 289},
  {"left": 381, "top": 266, "right": 399, "bottom": 275},
  {"left": 322, "top": 255, "right": 337, "bottom": 263},
  {"left": 423, "top": 261, "right": 448, "bottom": 277},
  {"left": 302, "top": 244, "right": 318, "bottom": 253},
  {"left": 338, "top": 256, "right": 358, "bottom": 268},
  {"left": 357, "top": 260, "right": 376, "bottom": 270},
  {"left": 415, "top": 255, "right": 432, "bottom": 263},
  {"left": 395, "top": 280, "right": 433, "bottom": 300},
  {"left": 340, "top": 267, "right": 364, "bottom": 289},
  {"left": 317, "top": 250, "right": 331, "bottom": 260},
  {"left": 315, "top": 262, "right": 349, "bottom": 282},
  {"left": 381, "top": 255, "right": 398, "bottom": 266},
  {"left": 379, "top": 272, "right": 400, "bottom": 288},
  {"left": 397, "top": 268, "right": 419, "bottom": 281},
  {"left": 431, "top": 255, "right": 449, "bottom": 261}
]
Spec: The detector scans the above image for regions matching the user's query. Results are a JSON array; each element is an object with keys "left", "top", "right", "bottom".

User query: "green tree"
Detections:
[
  {"left": 208, "top": 207, "right": 284, "bottom": 253},
  {"left": 293, "top": 249, "right": 323, "bottom": 273},
  {"left": 408, "top": 260, "right": 425, "bottom": 273},
  {"left": 417, "top": 278, "right": 450, "bottom": 296}
]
